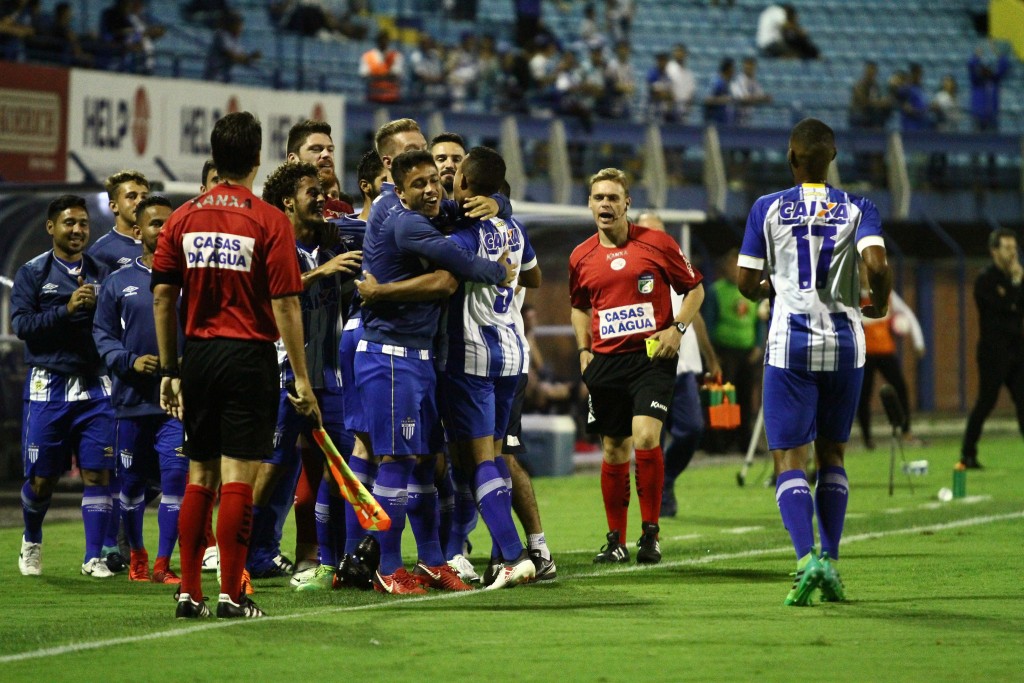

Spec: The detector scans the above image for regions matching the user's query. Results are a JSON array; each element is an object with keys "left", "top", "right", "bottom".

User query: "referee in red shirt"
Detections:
[
  {"left": 152, "top": 112, "right": 320, "bottom": 619},
  {"left": 570, "top": 168, "right": 704, "bottom": 566}
]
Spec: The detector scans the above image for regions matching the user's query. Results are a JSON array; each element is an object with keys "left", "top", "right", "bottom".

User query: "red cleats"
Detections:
[
  {"left": 412, "top": 561, "right": 474, "bottom": 591},
  {"left": 373, "top": 567, "right": 428, "bottom": 595},
  {"left": 128, "top": 549, "right": 150, "bottom": 582},
  {"left": 151, "top": 556, "right": 181, "bottom": 585}
]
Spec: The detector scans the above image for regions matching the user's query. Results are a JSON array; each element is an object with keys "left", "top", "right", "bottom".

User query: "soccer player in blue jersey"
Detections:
[
  {"left": 90, "top": 170, "right": 150, "bottom": 272},
  {"left": 736, "top": 118, "right": 892, "bottom": 606},
  {"left": 88, "top": 169, "right": 151, "bottom": 572},
  {"left": 248, "top": 162, "right": 362, "bottom": 588},
  {"left": 12, "top": 195, "right": 115, "bottom": 578},
  {"left": 440, "top": 147, "right": 538, "bottom": 589},
  {"left": 93, "top": 195, "right": 186, "bottom": 584},
  {"left": 357, "top": 149, "right": 516, "bottom": 594}
]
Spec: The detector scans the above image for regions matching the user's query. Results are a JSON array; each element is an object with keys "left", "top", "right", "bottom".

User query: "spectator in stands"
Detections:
[
  {"left": 604, "top": 39, "right": 637, "bottom": 120},
  {"left": 849, "top": 60, "right": 890, "bottom": 130},
  {"left": 203, "top": 11, "right": 261, "bottom": 83},
  {"left": 968, "top": 42, "right": 1011, "bottom": 132},
  {"left": 703, "top": 57, "right": 735, "bottom": 126},
  {"left": 647, "top": 52, "right": 674, "bottom": 123},
  {"left": 528, "top": 35, "right": 561, "bottom": 113},
  {"left": 514, "top": 0, "right": 546, "bottom": 51},
  {"left": 931, "top": 74, "right": 962, "bottom": 132},
  {"left": 666, "top": 43, "right": 696, "bottom": 124},
  {"left": 730, "top": 56, "right": 772, "bottom": 127},
  {"left": 27, "top": 1, "right": 95, "bottom": 66},
  {"left": 99, "top": 0, "right": 163, "bottom": 73},
  {"left": 475, "top": 35, "right": 502, "bottom": 111},
  {"left": 554, "top": 49, "right": 593, "bottom": 130},
  {"left": 575, "top": 2, "right": 605, "bottom": 51},
  {"left": 409, "top": 33, "right": 449, "bottom": 109},
  {"left": 757, "top": 3, "right": 818, "bottom": 60},
  {"left": 896, "top": 62, "right": 932, "bottom": 131},
  {"left": 446, "top": 33, "right": 480, "bottom": 112},
  {"left": 268, "top": 0, "right": 367, "bottom": 40},
  {"left": 0, "top": 0, "right": 35, "bottom": 61},
  {"left": 360, "top": 31, "right": 403, "bottom": 104},
  {"left": 496, "top": 48, "right": 531, "bottom": 114},
  {"left": 126, "top": 0, "right": 164, "bottom": 73},
  {"left": 581, "top": 45, "right": 612, "bottom": 118},
  {"left": 604, "top": 0, "right": 633, "bottom": 43}
]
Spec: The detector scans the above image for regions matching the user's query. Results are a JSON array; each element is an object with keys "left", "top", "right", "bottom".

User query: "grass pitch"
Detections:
[{"left": 1, "top": 435, "right": 1022, "bottom": 682}]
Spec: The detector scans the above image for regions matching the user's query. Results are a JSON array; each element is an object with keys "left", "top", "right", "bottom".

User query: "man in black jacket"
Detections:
[{"left": 961, "top": 228, "right": 1024, "bottom": 469}]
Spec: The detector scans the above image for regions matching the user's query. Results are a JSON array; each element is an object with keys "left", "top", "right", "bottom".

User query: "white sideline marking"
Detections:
[
  {"left": 722, "top": 526, "right": 764, "bottom": 535},
  {"left": 2, "top": 511, "right": 1022, "bottom": 664}
]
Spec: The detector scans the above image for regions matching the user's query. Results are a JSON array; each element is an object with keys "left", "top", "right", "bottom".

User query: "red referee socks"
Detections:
[
  {"left": 179, "top": 484, "right": 216, "bottom": 600},
  {"left": 635, "top": 446, "right": 665, "bottom": 527},
  {"left": 600, "top": 461, "right": 631, "bottom": 542},
  {"left": 218, "top": 482, "right": 254, "bottom": 602}
]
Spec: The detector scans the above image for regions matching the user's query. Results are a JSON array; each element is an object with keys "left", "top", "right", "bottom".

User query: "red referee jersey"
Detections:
[
  {"left": 152, "top": 184, "right": 302, "bottom": 342},
  {"left": 569, "top": 223, "right": 702, "bottom": 355}
]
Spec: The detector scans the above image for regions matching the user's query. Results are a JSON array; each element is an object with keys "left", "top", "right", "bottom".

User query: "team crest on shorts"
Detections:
[
  {"left": 120, "top": 449, "right": 133, "bottom": 470},
  {"left": 401, "top": 417, "right": 416, "bottom": 440},
  {"left": 27, "top": 444, "right": 38, "bottom": 464},
  {"left": 638, "top": 273, "right": 655, "bottom": 294}
]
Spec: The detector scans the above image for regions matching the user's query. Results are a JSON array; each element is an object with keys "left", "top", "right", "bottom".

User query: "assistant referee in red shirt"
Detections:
[
  {"left": 152, "top": 111, "right": 320, "bottom": 619},
  {"left": 570, "top": 168, "right": 704, "bottom": 567}
]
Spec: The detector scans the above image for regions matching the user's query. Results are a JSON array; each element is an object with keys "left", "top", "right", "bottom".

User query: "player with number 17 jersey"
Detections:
[{"left": 738, "top": 183, "right": 884, "bottom": 372}]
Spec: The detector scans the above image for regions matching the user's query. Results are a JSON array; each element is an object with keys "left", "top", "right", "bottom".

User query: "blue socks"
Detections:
[
  {"left": 407, "top": 456, "right": 444, "bottom": 566},
  {"left": 775, "top": 469, "right": 816, "bottom": 560},
  {"left": 82, "top": 484, "right": 112, "bottom": 562},
  {"left": 446, "top": 466, "right": 478, "bottom": 560},
  {"left": 474, "top": 460, "right": 523, "bottom": 562},
  {"left": 103, "top": 472, "right": 121, "bottom": 550},
  {"left": 372, "top": 458, "right": 414, "bottom": 575},
  {"left": 21, "top": 481, "right": 49, "bottom": 544},
  {"left": 157, "top": 466, "right": 186, "bottom": 559},
  {"left": 815, "top": 465, "right": 849, "bottom": 560}
]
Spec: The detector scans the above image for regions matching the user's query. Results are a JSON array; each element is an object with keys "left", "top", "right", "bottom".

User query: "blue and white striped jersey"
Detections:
[
  {"left": 446, "top": 216, "right": 536, "bottom": 377},
  {"left": 276, "top": 242, "right": 343, "bottom": 390},
  {"left": 739, "top": 183, "right": 885, "bottom": 372}
]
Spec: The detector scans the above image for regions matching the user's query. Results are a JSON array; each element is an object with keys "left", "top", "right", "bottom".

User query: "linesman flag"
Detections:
[{"left": 311, "top": 427, "right": 391, "bottom": 532}]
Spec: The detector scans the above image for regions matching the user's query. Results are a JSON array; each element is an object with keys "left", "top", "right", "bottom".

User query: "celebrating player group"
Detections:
[{"left": 12, "top": 110, "right": 889, "bottom": 615}]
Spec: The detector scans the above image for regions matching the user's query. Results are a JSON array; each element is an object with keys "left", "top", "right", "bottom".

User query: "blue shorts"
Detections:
[
  {"left": 439, "top": 370, "right": 519, "bottom": 442},
  {"left": 22, "top": 398, "right": 115, "bottom": 478},
  {"left": 115, "top": 414, "right": 187, "bottom": 479},
  {"left": 355, "top": 341, "right": 437, "bottom": 457},
  {"left": 268, "top": 386, "right": 352, "bottom": 466},
  {"left": 762, "top": 365, "right": 864, "bottom": 451},
  {"left": 340, "top": 318, "right": 367, "bottom": 434}
]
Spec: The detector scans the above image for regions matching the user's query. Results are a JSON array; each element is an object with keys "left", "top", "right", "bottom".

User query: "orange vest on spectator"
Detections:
[
  {"left": 362, "top": 49, "right": 400, "bottom": 103},
  {"left": 861, "top": 292, "right": 896, "bottom": 356}
]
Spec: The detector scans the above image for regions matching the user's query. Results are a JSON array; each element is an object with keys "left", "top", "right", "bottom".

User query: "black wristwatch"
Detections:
[
  {"left": 159, "top": 367, "right": 179, "bottom": 378},
  {"left": 674, "top": 321, "right": 688, "bottom": 335}
]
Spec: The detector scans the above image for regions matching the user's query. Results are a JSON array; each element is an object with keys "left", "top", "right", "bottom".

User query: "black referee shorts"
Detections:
[
  {"left": 181, "top": 338, "right": 279, "bottom": 462},
  {"left": 583, "top": 350, "right": 676, "bottom": 438}
]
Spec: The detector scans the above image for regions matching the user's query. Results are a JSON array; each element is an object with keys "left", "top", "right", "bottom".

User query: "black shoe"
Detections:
[
  {"left": 528, "top": 549, "right": 557, "bottom": 582},
  {"left": 660, "top": 486, "right": 678, "bottom": 518},
  {"left": 217, "top": 594, "right": 265, "bottom": 618},
  {"left": 962, "top": 455, "right": 983, "bottom": 470},
  {"left": 104, "top": 550, "right": 126, "bottom": 573},
  {"left": 593, "top": 531, "right": 630, "bottom": 564},
  {"left": 337, "top": 553, "right": 374, "bottom": 590},
  {"left": 354, "top": 535, "right": 380, "bottom": 571},
  {"left": 636, "top": 522, "right": 662, "bottom": 564},
  {"left": 175, "top": 593, "right": 211, "bottom": 619}
]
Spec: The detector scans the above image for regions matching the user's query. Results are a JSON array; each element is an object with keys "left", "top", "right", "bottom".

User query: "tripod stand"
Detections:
[{"left": 881, "top": 384, "right": 915, "bottom": 496}]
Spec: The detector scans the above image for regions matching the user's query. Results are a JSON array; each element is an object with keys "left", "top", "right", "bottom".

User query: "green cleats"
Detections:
[
  {"left": 818, "top": 553, "right": 846, "bottom": 603},
  {"left": 783, "top": 555, "right": 823, "bottom": 607},
  {"left": 294, "top": 564, "right": 336, "bottom": 592}
]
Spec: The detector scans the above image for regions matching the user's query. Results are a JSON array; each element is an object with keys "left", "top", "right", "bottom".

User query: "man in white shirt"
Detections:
[{"left": 665, "top": 43, "right": 696, "bottom": 124}]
